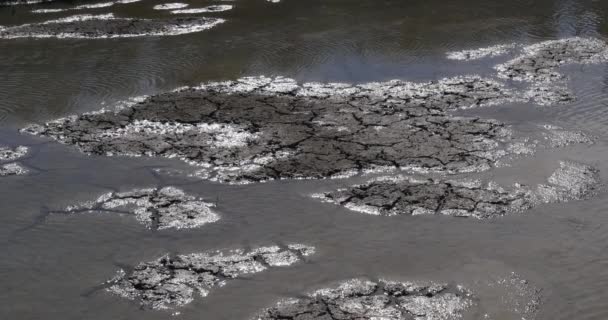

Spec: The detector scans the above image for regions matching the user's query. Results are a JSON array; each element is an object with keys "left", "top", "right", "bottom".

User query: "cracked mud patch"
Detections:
[
  {"left": 55, "top": 186, "right": 219, "bottom": 230},
  {"left": 0, "top": 145, "right": 29, "bottom": 176},
  {"left": 256, "top": 278, "right": 473, "bottom": 320},
  {"left": 0, "top": 14, "right": 225, "bottom": 39},
  {"left": 23, "top": 76, "right": 531, "bottom": 183},
  {"left": 496, "top": 37, "right": 608, "bottom": 105},
  {"left": 107, "top": 244, "right": 315, "bottom": 310},
  {"left": 20, "top": 38, "right": 605, "bottom": 182},
  {"left": 314, "top": 161, "right": 599, "bottom": 218}
]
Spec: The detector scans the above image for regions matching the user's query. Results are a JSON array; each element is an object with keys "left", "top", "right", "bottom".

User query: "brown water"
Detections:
[{"left": 3, "top": 0, "right": 608, "bottom": 319}]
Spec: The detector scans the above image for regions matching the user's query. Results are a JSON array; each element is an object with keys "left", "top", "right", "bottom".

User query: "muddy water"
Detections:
[{"left": 2, "top": 0, "right": 608, "bottom": 319}]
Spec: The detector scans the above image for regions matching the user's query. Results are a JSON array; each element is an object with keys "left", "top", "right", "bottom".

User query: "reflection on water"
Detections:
[{"left": 2, "top": 1, "right": 608, "bottom": 320}]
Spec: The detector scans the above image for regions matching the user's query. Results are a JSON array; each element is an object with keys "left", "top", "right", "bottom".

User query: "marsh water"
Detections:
[{"left": 3, "top": 0, "right": 608, "bottom": 319}]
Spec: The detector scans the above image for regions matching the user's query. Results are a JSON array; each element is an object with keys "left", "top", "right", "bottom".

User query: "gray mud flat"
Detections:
[
  {"left": 22, "top": 38, "right": 608, "bottom": 183},
  {"left": 23, "top": 76, "right": 535, "bottom": 183},
  {"left": 55, "top": 186, "right": 219, "bottom": 230},
  {"left": 314, "top": 161, "right": 599, "bottom": 218},
  {"left": 107, "top": 244, "right": 315, "bottom": 310},
  {"left": 0, "top": 14, "right": 225, "bottom": 39},
  {"left": 256, "top": 278, "right": 473, "bottom": 320},
  {"left": 0, "top": 145, "right": 29, "bottom": 176}
]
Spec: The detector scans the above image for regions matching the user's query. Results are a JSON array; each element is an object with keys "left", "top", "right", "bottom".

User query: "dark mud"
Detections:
[
  {"left": 496, "top": 38, "right": 608, "bottom": 83},
  {"left": 23, "top": 76, "right": 535, "bottom": 183},
  {"left": 496, "top": 37, "right": 608, "bottom": 105},
  {"left": 314, "top": 161, "right": 599, "bottom": 218},
  {"left": 22, "top": 38, "right": 608, "bottom": 183},
  {"left": 107, "top": 244, "right": 315, "bottom": 310},
  {"left": 54, "top": 186, "right": 219, "bottom": 230},
  {"left": 0, "top": 14, "right": 225, "bottom": 39},
  {"left": 447, "top": 37, "right": 608, "bottom": 106},
  {"left": 256, "top": 278, "right": 473, "bottom": 320},
  {"left": 0, "top": 145, "right": 29, "bottom": 176}
]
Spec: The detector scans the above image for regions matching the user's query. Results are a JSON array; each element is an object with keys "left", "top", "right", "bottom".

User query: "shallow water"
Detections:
[{"left": 3, "top": 0, "right": 608, "bottom": 319}]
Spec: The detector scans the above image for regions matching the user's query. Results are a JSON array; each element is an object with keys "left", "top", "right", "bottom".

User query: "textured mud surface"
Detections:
[
  {"left": 314, "top": 161, "right": 599, "bottom": 218},
  {"left": 256, "top": 278, "right": 473, "bottom": 320},
  {"left": 55, "top": 187, "right": 219, "bottom": 230},
  {"left": 0, "top": 14, "right": 225, "bottom": 39},
  {"left": 0, "top": 145, "right": 29, "bottom": 176},
  {"left": 107, "top": 244, "right": 315, "bottom": 310},
  {"left": 497, "top": 37, "right": 608, "bottom": 83},
  {"left": 23, "top": 75, "right": 535, "bottom": 183},
  {"left": 23, "top": 38, "right": 607, "bottom": 182},
  {"left": 496, "top": 37, "right": 608, "bottom": 105}
]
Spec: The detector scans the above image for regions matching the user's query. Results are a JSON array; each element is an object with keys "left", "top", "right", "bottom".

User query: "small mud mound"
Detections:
[
  {"left": 56, "top": 186, "right": 219, "bottom": 230},
  {"left": 0, "top": 14, "right": 225, "bottom": 39},
  {"left": 107, "top": 244, "right": 315, "bottom": 310},
  {"left": 0, "top": 145, "right": 29, "bottom": 177},
  {"left": 153, "top": 3, "right": 188, "bottom": 10},
  {"left": 256, "top": 278, "right": 473, "bottom": 320},
  {"left": 171, "top": 5, "right": 233, "bottom": 14},
  {"left": 314, "top": 161, "right": 599, "bottom": 218},
  {"left": 447, "top": 44, "right": 517, "bottom": 61}
]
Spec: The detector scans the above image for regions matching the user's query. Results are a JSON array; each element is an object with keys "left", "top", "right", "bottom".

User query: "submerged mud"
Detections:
[
  {"left": 23, "top": 76, "right": 535, "bottom": 183},
  {"left": 447, "top": 44, "right": 517, "bottom": 61},
  {"left": 55, "top": 187, "right": 219, "bottom": 230},
  {"left": 107, "top": 244, "right": 315, "bottom": 310},
  {"left": 314, "top": 161, "right": 599, "bottom": 218},
  {"left": 0, "top": 0, "right": 54, "bottom": 6},
  {"left": 0, "top": 14, "right": 225, "bottom": 39},
  {"left": 31, "top": 0, "right": 141, "bottom": 13},
  {"left": 256, "top": 278, "right": 473, "bottom": 320},
  {"left": 0, "top": 145, "right": 29, "bottom": 176},
  {"left": 171, "top": 5, "right": 233, "bottom": 14}
]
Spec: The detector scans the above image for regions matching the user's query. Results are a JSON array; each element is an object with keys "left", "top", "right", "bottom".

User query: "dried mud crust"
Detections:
[
  {"left": 496, "top": 37, "right": 608, "bottom": 105},
  {"left": 107, "top": 244, "right": 315, "bottom": 310},
  {"left": 0, "top": 14, "right": 225, "bottom": 39},
  {"left": 256, "top": 278, "right": 474, "bottom": 320},
  {"left": 447, "top": 37, "right": 608, "bottom": 105},
  {"left": 55, "top": 186, "right": 219, "bottom": 230},
  {"left": 0, "top": 145, "right": 29, "bottom": 176},
  {"left": 314, "top": 161, "right": 599, "bottom": 218},
  {"left": 23, "top": 76, "right": 530, "bottom": 183}
]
